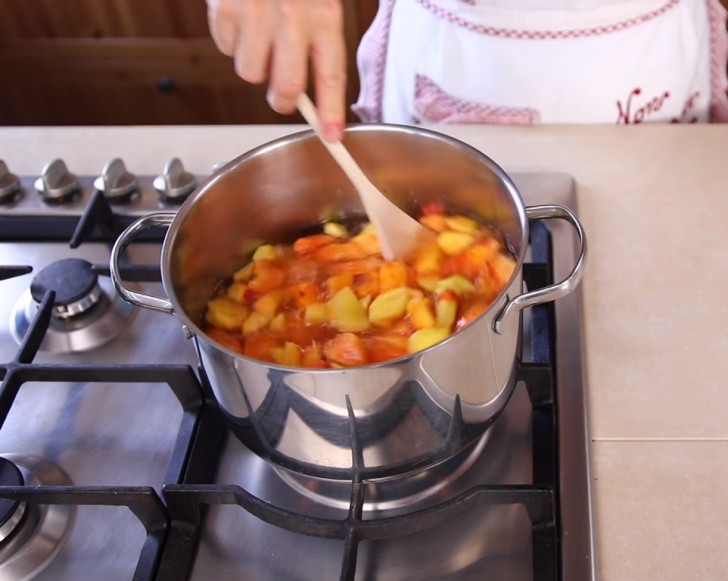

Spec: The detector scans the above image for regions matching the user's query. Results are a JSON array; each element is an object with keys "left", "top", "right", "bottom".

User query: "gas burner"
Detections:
[
  {"left": 275, "top": 429, "right": 492, "bottom": 512},
  {"left": 10, "top": 259, "right": 137, "bottom": 353},
  {"left": 0, "top": 454, "right": 74, "bottom": 581}
]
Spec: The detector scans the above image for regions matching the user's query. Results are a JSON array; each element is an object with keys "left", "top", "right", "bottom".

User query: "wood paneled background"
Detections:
[
  {"left": 0, "top": 1, "right": 726, "bottom": 126},
  {"left": 0, "top": 0, "right": 377, "bottom": 125}
]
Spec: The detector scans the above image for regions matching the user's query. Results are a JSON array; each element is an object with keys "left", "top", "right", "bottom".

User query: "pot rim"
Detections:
[{"left": 160, "top": 123, "right": 529, "bottom": 370}]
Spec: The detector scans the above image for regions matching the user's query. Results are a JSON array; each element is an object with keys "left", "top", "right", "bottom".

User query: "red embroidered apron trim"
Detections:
[
  {"left": 351, "top": 0, "right": 396, "bottom": 123},
  {"left": 414, "top": 0, "right": 682, "bottom": 39},
  {"left": 413, "top": 74, "right": 541, "bottom": 124},
  {"left": 707, "top": 0, "right": 728, "bottom": 122}
]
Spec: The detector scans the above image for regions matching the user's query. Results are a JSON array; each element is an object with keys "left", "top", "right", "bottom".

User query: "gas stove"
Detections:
[{"left": 0, "top": 158, "right": 595, "bottom": 581}]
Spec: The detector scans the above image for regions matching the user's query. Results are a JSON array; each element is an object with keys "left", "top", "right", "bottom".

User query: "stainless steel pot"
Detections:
[{"left": 110, "top": 125, "right": 587, "bottom": 481}]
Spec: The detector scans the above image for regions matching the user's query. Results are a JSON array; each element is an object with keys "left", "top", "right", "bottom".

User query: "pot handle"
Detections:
[
  {"left": 493, "top": 204, "right": 587, "bottom": 335},
  {"left": 110, "top": 212, "right": 176, "bottom": 314}
]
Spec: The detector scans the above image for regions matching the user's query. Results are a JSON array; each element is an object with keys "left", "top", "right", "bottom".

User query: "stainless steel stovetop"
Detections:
[{"left": 0, "top": 162, "right": 595, "bottom": 581}]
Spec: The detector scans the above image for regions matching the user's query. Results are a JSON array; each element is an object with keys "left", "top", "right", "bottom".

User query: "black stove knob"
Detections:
[
  {"left": 34, "top": 159, "right": 81, "bottom": 203},
  {"left": 93, "top": 158, "right": 139, "bottom": 203},
  {"left": 153, "top": 158, "right": 197, "bottom": 203},
  {"left": 0, "top": 160, "right": 22, "bottom": 204}
]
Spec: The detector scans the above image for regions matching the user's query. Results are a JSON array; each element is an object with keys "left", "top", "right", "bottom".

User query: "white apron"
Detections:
[{"left": 354, "top": 0, "right": 728, "bottom": 124}]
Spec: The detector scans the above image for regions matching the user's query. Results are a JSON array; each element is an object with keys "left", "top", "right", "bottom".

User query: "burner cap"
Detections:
[
  {"left": 0, "top": 457, "right": 24, "bottom": 532},
  {"left": 30, "top": 259, "right": 101, "bottom": 318}
]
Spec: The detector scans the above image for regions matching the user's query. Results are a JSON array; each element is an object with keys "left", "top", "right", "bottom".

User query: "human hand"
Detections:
[{"left": 206, "top": 0, "right": 347, "bottom": 141}]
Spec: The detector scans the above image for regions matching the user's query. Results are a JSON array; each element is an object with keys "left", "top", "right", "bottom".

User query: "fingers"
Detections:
[
  {"left": 267, "top": 1, "right": 308, "bottom": 114},
  {"left": 235, "top": 0, "right": 273, "bottom": 84},
  {"left": 206, "top": 0, "right": 237, "bottom": 57},
  {"left": 310, "top": 1, "right": 347, "bottom": 141},
  {"left": 205, "top": 0, "right": 347, "bottom": 134}
]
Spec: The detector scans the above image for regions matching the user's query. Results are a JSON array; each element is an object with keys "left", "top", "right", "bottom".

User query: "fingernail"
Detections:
[
  {"left": 323, "top": 122, "right": 345, "bottom": 142},
  {"left": 266, "top": 90, "right": 280, "bottom": 112}
]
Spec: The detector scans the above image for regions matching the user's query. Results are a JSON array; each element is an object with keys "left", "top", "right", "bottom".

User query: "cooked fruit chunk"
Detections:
[
  {"left": 413, "top": 243, "right": 443, "bottom": 274},
  {"left": 324, "top": 333, "right": 367, "bottom": 367},
  {"left": 379, "top": 261, "right": 410, "bottom": 292},
  {"left": 206, "top": 298, "right": 247, "bottom": 331},
  {"left": 323, "top": 222, "right": 348, "bottom": 238},
  {"left": 406, "top": 296, "right": 436, "bottom": 329},
  {"left": 351, "top": 232, "right": 380, "bottom": 255},
  {"left": 489, "top": 254, "right": 517, "bottom": 285},
  {"left": 271, "top": 341, "right": 302, "bottom": 366},
  {"left": 232, "top": 262, "right": 254, "bottom": 282},
  {"left": 304, "top": 303, "right": 329, "bottom": 325},
  {"left": 253, "top": 290, "right": 285, "bottom": 318},
  {"left": 293, "top": 234, "right": 335, "bottom": 255},
  {"left": 444, "top": 215, "right": 479, "bottom": 233},
  {"left": 226, "top": 282, "right": 249, "bottom": 303},
  {"left": 248, "top": 261, "right": 285, "bottom": 294},
  {"left": 252, "top": 244, "right": 279, "bottom": 262},
  {"left": 436, "top": 231, "right": 476, "bottom": 255},
  {"left": 302, "top": 343, "right": 327, "bottom": 367},
  {"left": 206, "top": 327, "right": 243, "bottom": 351},
  {"left": 435, "top": 291, "right": 458, "bottom": 329},
  {"left": 326, "top": 273, "right": 354, "bottom": 295},
  {"left": 313, "top": 242, "right": 367, "bottom": 262},
  {"left": 289, "top": 281, "right": 320, "bottom": 307},
  {"left": 435, "top": 275, "right": 476, "bottom": 296},
  {"left": 364, "top": 335, "right": 408, "bottom": 362},
  {"left": 408, "top": 327, "right": 451, "bottom": 353},
  {"left": 242, "top": 312, "right": 271, "bottom": 335},
  {"left": 327, "top": 287, "right": 370, "bottom": 332},
  {"left": 369, "top": 287, "right": 412, "bottom": 326}
]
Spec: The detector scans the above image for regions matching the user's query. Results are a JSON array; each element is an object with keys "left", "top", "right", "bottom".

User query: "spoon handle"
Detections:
[{"left": 296, "top": 94, "right": 430, "bottom": 260}]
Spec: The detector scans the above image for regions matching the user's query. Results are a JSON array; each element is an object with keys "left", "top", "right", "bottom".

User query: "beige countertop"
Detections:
[{"left": 2, "top": 123, "right": 727, "bottom": 580}]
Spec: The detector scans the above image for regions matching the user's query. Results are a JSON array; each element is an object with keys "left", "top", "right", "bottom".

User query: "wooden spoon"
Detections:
[{"left": 296, "top": 94, "right": 433, "bottom": 261}]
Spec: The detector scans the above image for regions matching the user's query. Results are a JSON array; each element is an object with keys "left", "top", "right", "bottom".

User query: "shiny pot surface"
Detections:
[{"left": 111, "top": 125, "right": 586, "bottom": 480}]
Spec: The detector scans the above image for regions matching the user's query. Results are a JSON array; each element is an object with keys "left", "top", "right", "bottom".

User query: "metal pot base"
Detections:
[{"left": 271, "top": 428, "right": 492, "bottom": 512}]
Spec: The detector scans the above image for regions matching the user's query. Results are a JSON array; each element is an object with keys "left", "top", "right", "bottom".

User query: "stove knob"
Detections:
[
  {"left": 0, "top": 160, "right": 22, "bottom": 203},
  {"left": 93, "top": 158, "right": 139, "bottom": 202},
  {"left": 34, "top": 159, "right": 80, "bottom": 202},
  {"left": 153, "top": 158, "right": 197, "bottom": 203}
]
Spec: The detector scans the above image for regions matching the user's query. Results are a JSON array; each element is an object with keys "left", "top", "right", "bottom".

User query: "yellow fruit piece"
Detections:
[
  {"left": 232, "top": 262, "right": 254, "bottom": 282},
  {"left": 253, "top": 290, "right": 285, "bottom": 318},
  {"left": 304, "top": 303, "right": 329, "bottom": 325},
  {"left": 327, "top": 287, "right": 370, "bottom": 332},
  {"left": 242, "top": 312, "right": 271, "bottom": 335},
  {"left": 360, "top": 295, "right": 373, "bottom": 310},
  {"left": 490, "top": 254, "right": 517, "bottom": 285},
  {"left": 270, "top": 312, "right": 286, "bottom": 333},
  {"left": 408, "top": 327, "right": 451, "bottom": 353},
  {"left": 271, "top": 341, "right": 302, "bottom": 366},
  {"left": 444, "top": 215, "right": 479, "bottom": 233},
  {"left": 419, "top": 214, "right": 448, "bottom": 232},
  {"left": 226, "top": 282, "right": 248, "bottom": 303},
  {"left": 205, "top": 298, "right": 247, "bottom": 331},
  {"left": 407, "top": 297, "right": 436, "bottom": 329},
  {"left": 351, "top": 233, "right": 380, "bottom": 255},
  {"left": 436, "top": 231, "right": 476, "bottom": 255},
  {"left": 379, "top": 261, "right": 409, "bottom": 292},
  {"left": 323, "top": 222, "right": 348, "bottom": 238},
  {"left": 417, "top": 277, "right": 439, "bottom": 292},
  {"left": 413, "top": 243, "right": 443, "bottom": 274},
  {"left": 435, "top": 275, "right": 476, "bottom": 296},
  {"left": 436, "top": 295, "right": 458, "bottom": 328},
  {"left": 359, "top": 222, "right": 376, "bottom": 236},
  {"left": 326, "top": 273, "right": 354, "bottom": 295},
  {"left": 368, "top": 287, "right": 412, "bottom": 326},
  {"left": 252, "top": 244, "right": 279, "bottom": 262}
]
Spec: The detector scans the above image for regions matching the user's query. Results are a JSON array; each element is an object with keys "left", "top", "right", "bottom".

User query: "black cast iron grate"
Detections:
[{"left": 0, "top": 190, "right": 561, "bottom": 581}]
